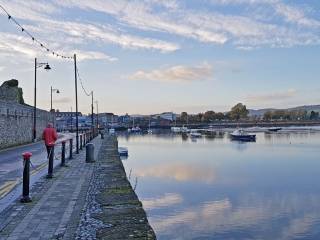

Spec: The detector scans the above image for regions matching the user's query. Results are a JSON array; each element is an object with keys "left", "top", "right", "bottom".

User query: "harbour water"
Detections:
[{"left": 118, "top": 128, "right": 320, "bottom": 240}]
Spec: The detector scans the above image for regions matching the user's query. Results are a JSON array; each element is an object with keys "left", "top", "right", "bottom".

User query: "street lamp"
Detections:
[
  {"left": 50, "top": 86, "right": 60, "bottom": 111},
  {"left": 33, "top": 58, "right": 51, "bottom": 142}
]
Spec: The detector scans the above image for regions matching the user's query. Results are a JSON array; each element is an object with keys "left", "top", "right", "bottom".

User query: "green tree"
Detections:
[
  {"left": 310, "top": 111, "right": 319, "bottom": 120},
  {"left": 229, "top": 103, "right": 249, "bottom": 120},
  {"left": 264, "top": 111, "right": 273, "bottom": 120},
  {"left": 203, "top": 111, "right": 215, "bottom": 122},
  {"left": 180, "top": 112, "right": 188, "bottom": 123},
  {"left": 215, "top": 112, "right": 225, "bottom": 121}
]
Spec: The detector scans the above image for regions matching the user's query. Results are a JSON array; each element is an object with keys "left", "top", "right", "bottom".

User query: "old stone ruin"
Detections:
[{"left": 0, "top": 79, "right": 25, "bottom": 104}]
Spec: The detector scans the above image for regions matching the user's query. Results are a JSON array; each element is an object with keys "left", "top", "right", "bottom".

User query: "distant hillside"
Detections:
[{"left": 249, "top": 105, "right": 320, "bottom": 117}]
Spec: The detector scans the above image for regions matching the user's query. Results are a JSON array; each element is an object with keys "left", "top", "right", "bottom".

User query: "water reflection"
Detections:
[
  {"left": 119, "top": 129, "right": 320, "bottom": 239},
  {"left": 135, "top": 163, "right": 216, "bottom": 183}
]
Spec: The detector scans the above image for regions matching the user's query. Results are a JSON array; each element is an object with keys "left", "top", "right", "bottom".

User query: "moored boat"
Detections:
[
  {"left": 171, "top": 127, "right": 181, "bottom": 133},
  {"left": 267, "top": 127, "right": 282, "bottom": 132},
  {"left": 118, "top": 147, "right": 128, "bottom": 156},
  {"left": 190, "top": 130, "right": 202, "bottom": 138},
  {"left": 230, "top": 129, "right": 256, "bottom": 141}
]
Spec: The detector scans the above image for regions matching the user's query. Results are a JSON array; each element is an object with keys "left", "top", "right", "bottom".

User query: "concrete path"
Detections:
[{"left": 0, "top": 137, "right": 101, "bottom": 240}]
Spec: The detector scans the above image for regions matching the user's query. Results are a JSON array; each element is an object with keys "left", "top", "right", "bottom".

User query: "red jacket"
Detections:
[{"left": 42, "top": 127, "right": 57, "bottom": 146}]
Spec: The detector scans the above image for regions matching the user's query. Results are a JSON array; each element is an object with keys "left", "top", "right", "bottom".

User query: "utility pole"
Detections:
[
  {"left": 91, "top": 91, "right": 94, "bottom": 134},
  {"left": 74, "top": 54, "right": 79, "bottom": 154},
  {"left": 33, "top": 58, "right": 37, "bottom": 142},
  {"left": 95, "top": 100, "right": 99, "bottom": 129}
]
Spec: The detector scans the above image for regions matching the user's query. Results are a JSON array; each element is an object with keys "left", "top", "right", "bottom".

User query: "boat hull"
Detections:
[{"left": 230, "top": 134, "right": 256, "bottom": 141}]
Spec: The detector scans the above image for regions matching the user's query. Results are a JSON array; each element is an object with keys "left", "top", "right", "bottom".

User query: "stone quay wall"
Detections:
[{"left": 0, "top": 99, "right": 55, "bottom": 149}]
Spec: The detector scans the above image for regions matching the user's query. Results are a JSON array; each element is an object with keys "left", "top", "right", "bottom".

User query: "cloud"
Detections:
[
  {"left": 142, "top": 193, "right": 183, "bottom": 210},
  {"left": 54, "top": 0, "right": 320, "bottom": 49},
  {"left": 129, "top": 63, "right": 213, "bottom": 83},
  {"left": 0, "top": 66, "right": 5, "bottom": 72},
  {"left": 246, "top": 89, "right": 298, "bottom": 103}
]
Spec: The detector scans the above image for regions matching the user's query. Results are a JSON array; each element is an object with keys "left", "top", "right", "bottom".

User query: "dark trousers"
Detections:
[{"left": 46, "top": 145, "right": 54, "bottom": 178}]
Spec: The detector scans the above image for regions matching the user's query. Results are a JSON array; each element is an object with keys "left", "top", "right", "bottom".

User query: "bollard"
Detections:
[
  {"left": 21, "top": 152, "right": 32, "bottom": 203},
  {"left": 61, "top": 141, "right": 66, "bottom": 167},
  {"left": 83, "top": 133, "right": 86, "bottom": 145},
  {"left": 101, "top": 132, "right": 104, "bottom": 139},
  {"left": 86, "top": 143, "right": 95, "bottom": 163},
  {"left": 69, "top": 138, "right": 73, "bottom": 159},
  {"left": 80, "top": 134, "right": 83, "bottom": 150}
]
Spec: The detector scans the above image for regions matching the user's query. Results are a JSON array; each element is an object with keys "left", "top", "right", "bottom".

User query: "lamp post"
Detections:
[
  {"left": 50, "top": 86, "right": 60, "bottom": 112},
  {"left": 33, "top": 58, "right": 51, "bottom": 142}
]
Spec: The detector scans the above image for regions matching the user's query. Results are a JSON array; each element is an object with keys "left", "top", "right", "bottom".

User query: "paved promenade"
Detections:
[
  {"left": 0, "top": 135, "right": 155, "bottom": 240},
  {"left": 0, "top": 137, "right": 101, "bottom": 240}
]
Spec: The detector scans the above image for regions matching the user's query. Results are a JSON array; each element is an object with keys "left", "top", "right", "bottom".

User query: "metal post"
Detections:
[
  {"left": 70, "top": 107, "right": 73, "bottom": 132},
  {"left": 33, "top": 58, "right": 37, "bottom": 142},
  {"left": 21, "top": 152, "right": 32, "bottom": 203},
  {"left": 74, "top": 54, "right": 79, "bottom": 154},
  {"left": 91, "top": 91, "right": 94, "bottom": 135},
  {"left": 61, "top": 141, "right": 66, "bottom": 167},
  {"left": 69, "top": 138, "right": 73, "bottom": 159},
  {"left": 50, "top": 86, "right": 53, "bottom": 111},
  {"left": 96, "top": 101, "right": 99, "bottom": 130},
  {"left": 47, "top": 145, "right": 54, "bottom": 178},
  {"left": 80, "top": 134, "right": 83, "bottom": 150}
]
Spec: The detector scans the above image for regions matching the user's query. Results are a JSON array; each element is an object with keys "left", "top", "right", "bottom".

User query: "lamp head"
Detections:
[
  {"left": 44, "top": 64, "right": 51, "bottom": 71},
  {"left": 56, "top": 90, "right": 60, "bottom": 94}
]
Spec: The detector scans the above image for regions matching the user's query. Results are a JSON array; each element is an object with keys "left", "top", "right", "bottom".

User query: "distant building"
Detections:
[
  {"left": 98, "top": 113, "right": 119, "bottom": 127},
  {"left": 153, "top": 112, "right": 176, "bottom": 122}
]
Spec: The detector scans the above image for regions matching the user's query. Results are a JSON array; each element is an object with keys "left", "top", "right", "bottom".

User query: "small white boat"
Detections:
[
  {"left": 131, "top": 126, "right": 141, "bottom": 132},
  {"left": 118, "top": 147, "right": 128, "bottom": 156},
  {"left": 190, "top": 130, "right": 202, "bottom": 138},
  {"left": 230, "top": 129, "right": 256, "bottom": 141},
  {"left": 171, "top": 127, "right": 181, "bottom": 133},
  {"left": 181, "top": 126, "right": 190, "bottom": 133}
]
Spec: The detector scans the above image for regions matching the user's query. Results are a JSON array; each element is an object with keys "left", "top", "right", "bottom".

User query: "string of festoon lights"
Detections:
[
  {"left": 0, "top": 4, "right": 73, "bottom": 59},
  {"left": 0, "top": 3, "right": 95, "bottom": 98},
  {"left": 76, "top": 66, "right": 93, "bottom": 97}
]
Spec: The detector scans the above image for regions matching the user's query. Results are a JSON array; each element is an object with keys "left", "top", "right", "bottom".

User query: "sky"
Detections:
[{"left": 0, "top": 0, "right": 319, "bottom": 115}]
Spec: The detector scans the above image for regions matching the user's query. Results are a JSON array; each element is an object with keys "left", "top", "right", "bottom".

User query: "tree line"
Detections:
[{"left": 176, "top": 103, "right": 320, "bottom": 123}]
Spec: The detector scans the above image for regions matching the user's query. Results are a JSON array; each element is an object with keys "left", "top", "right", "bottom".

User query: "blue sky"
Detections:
[{"left": 0, "top": 0, "right": 319, "bottom": 115}]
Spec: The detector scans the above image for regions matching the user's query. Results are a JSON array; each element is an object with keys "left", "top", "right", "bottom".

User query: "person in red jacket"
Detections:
[{"left": 42, "top": 123, "right": 57, "bottom": 178}]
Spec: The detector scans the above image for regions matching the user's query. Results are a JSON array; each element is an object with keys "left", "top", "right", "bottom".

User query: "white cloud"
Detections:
[{"left": 129, "top": 63, "right": 213, "bottom": 83}]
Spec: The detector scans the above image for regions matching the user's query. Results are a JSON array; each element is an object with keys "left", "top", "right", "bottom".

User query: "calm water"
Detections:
[{"left": 118, "top": 129, "right": 320, "bottom": 240}]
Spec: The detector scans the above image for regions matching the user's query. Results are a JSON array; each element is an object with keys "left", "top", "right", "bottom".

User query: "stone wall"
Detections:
[{"left": 0, "top": 100, "right": 55, "bottom": 149}]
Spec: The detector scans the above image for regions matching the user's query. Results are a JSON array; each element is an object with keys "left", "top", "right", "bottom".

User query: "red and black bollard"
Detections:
[
  {"left": 61, "top": 141, "right": 66, "bottom": 167},
  {"left": 21, "top": 152, "right": 32, "bottom": 203},
  {"left": 69, "top": 138, "right": 73, "bottom": 159}
]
